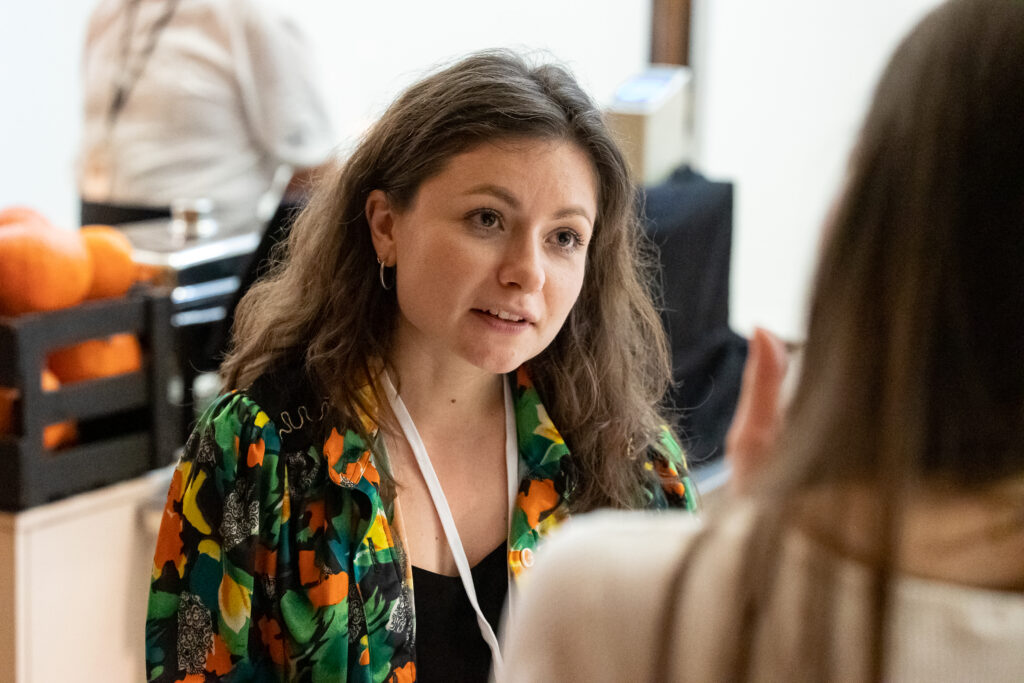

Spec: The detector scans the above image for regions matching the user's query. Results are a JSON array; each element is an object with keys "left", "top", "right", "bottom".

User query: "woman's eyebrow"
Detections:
[
  {"left": 466, "top": 184, "right": 594, "bottom": 224},
  {"left": 552, "top": 206, "right": 594, "bottom": 224},
  {"left": 465, "top": 184, "right": 519, "bottom": 207}
]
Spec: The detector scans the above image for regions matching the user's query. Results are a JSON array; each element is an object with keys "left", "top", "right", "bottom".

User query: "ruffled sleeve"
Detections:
[{"left": 146, "top": 392, "right": 287, "bottom": 681}]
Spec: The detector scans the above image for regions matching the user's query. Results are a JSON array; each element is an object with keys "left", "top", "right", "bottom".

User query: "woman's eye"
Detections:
[
  {"left": 554, "top": 229, "right": 584, "bottom": 251},
  {"left": 472, "top": 209, "right": 501, "bottom": 229}
]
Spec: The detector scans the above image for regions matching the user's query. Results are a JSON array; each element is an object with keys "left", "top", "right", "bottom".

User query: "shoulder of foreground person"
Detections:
[{"left": 500, "top": 510, "right": 705, "bottom": 683}]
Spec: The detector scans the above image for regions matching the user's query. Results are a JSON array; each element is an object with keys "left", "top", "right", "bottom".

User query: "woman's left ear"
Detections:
[{"left": 366, "top": 189, "right": 397, "bottom": 264}]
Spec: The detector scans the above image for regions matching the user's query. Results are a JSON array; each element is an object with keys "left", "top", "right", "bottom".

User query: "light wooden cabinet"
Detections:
[{"left": 0, "top": 466, "right": 173, "bottom": 682}]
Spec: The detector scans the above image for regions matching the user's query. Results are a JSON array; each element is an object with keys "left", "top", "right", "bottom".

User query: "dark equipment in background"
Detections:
[
  {"left": 643, "top": 165, "right": 747, "bottom": 467},
  {"left": 207, "top": 199, "right": 304, "bottom": 365}
]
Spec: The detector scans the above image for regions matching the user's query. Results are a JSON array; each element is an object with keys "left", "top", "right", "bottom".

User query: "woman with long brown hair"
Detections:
[
  {"left": 145, "top": 50, "right": 698, "bottom": 683},
  {"left": 501, "top": 1, "right": 1024, "bottom": 680}
]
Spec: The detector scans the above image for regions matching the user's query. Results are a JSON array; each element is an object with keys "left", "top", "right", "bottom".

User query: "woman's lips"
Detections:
[{"left": 472, "top": 308, "right": 534, "bottom": 331}]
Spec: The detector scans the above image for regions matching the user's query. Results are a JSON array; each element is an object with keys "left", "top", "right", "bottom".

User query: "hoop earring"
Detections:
[{"left": 377, "top": 256, "right": 393, "bottom": 291}]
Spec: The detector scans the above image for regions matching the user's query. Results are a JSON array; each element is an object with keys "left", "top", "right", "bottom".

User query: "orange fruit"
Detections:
[
  {"left": 41, "top": 368, "right": 61, "bottom": 391},
  {"left": 41, "top": 369, "right": 77, "bottom": 449},
  {"left": 135, "top": 262, "right": 164, "bottom": 284},
  {"left": 0, "top": 205, "right": 51, "bottom": 230},
  {"left": 81, "top": 224, "right": 138, "bottom": 299},
  {"left": 0, "top": 370, "right": 77, "bottom": 449},
  {"left": 48, "top": 333, "right": 143, "bottom": 384},
  {"left": 0, "top": 386, "right": 17, "bottom": 435},
  {"left": 43, "top": 421, "right": 78, "bottom": 450},
  {"left": 0, "top": 222, "right": 93, "bottom": 315}
]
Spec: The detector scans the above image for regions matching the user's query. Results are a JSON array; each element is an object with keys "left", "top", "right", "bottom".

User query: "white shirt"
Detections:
[{"left": 78, "top": 0, "right": 335, "bottom": 234}]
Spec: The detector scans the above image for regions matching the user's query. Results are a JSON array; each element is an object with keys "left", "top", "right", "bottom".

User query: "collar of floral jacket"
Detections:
[
  {"left": 312, "top": 365, "right": 697, "bottom": 582},
  {"left": 313, "top": 366, "right": 575, "bottom": 580}
]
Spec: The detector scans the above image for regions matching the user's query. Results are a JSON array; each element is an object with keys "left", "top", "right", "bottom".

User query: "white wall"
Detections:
[
  {"left": 0, "top": 0, "right": 652, "bottom": 230},
  {"left": 287, "top": 1, "right": 653, "bottom": 153},
  {"left": 1, "top": 0, "right": 97, "bottom": 230},
  {"left": 690, "top": 0, "right": 944, "bottom": 339}
]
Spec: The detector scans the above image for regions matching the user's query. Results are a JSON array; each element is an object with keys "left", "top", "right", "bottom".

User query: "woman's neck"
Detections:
[{"left": 385, "top": 348, "right": 505, "bottom": 449}]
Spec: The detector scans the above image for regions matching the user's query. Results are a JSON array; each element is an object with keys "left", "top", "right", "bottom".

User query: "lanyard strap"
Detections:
[
  {"left": 109, "top": 0, "right": 181, "bottom": 126},
  {"left": 383, "top": 374, "right": 518, "bottom": 673}
]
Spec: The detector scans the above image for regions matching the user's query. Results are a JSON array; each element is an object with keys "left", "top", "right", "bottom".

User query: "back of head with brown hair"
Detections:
[
  {"left": 664, "top": 1, "right": 1024, "bottom": 680},
  {"left": 785, "top": 0, "right": 1024, "bottom": 493}
]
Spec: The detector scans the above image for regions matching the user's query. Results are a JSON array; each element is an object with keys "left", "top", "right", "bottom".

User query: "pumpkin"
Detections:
[
  {"left": 0, "top": 221, "right": 93, "bottom": 315},
  {"left": 0, "top": 370, "right": 78, "bottom": 449},
  {"left": 48, "top": 333, "right": 143, "bottom": 384},
  {"left": 81, "top": 224, "right": 138, "bottom": 299},
  {"left": 0, "top": 205, "right": 51, "bottom": 230}
]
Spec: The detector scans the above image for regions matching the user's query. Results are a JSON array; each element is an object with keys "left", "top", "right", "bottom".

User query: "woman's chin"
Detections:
[{"left": 464, "top": 348, "right": 533, "bottom": 376}]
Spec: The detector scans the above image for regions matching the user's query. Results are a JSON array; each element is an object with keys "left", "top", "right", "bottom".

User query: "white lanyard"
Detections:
[{"left": 382, "top": 374, "right": 519, "bottom": 673}]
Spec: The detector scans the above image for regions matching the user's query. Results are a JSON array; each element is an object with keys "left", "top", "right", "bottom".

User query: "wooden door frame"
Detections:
[{"left": 651, "top": 0, "right": 692, "bottom": 65}]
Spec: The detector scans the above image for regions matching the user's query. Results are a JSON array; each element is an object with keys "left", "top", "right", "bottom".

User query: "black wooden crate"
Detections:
[{"left": 0, "top": 287, "right": 181, "bottom": 510}]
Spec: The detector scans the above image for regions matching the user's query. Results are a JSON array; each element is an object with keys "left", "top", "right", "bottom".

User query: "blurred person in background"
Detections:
[
  {"left": 77, "top": 0, "right": 335, "bottom": 234},
  {"left": 500, "top": 0, "right": 1024, "bottom": 680}
]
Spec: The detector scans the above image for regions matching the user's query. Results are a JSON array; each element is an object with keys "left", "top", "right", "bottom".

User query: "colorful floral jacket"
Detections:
[{"left": 146, "top": 365, "right": 698, "bottom": 682}]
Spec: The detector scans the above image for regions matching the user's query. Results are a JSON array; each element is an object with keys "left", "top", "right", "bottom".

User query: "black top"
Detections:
[{"left": 412, "top": 543, "right": 509, "bottom": 683}]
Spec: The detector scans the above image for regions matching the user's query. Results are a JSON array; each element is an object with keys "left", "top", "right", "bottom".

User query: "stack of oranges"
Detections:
[{"left": 0, "top": 206, "right": 145, "bottom": 449}]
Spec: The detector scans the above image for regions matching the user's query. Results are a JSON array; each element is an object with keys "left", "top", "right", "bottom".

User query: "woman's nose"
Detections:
[{"left": 498, "top": 236, "right": 545, "bottom": 293}]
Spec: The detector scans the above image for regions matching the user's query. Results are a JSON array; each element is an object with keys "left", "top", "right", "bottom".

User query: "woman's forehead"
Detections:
[{"left": 408, "top": 140, "right": 599, "bottom": 219}]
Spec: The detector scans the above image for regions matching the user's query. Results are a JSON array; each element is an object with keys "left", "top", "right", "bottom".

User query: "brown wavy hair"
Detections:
[
  {"left": 659, "top": 1, "right": 1024, "bottom": 680},
  {"left": 221, "top": 49, "right": 673, "bottom": 511},
  {"left": 774, "top": 2, "right": 1024, "bottom": 676}
]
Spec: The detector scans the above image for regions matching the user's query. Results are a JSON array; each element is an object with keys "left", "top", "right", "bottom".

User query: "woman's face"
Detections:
[{"left": 369, "top": 138, "right": 598, "bottom": 375}]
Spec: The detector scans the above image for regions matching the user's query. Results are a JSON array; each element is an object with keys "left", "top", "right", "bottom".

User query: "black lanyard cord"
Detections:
[{"left": 107, "top": 0, "right": 182, "bottom": 126}]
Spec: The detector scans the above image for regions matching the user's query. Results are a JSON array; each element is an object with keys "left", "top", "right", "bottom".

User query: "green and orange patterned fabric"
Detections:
[{"left": 145, "top": 365, "right": 698, "bottom": 682}]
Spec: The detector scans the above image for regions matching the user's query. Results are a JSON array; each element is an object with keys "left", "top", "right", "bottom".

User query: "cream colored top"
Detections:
[{"left": 500, "top": 504, "right": 1024, "bottom": 682}]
